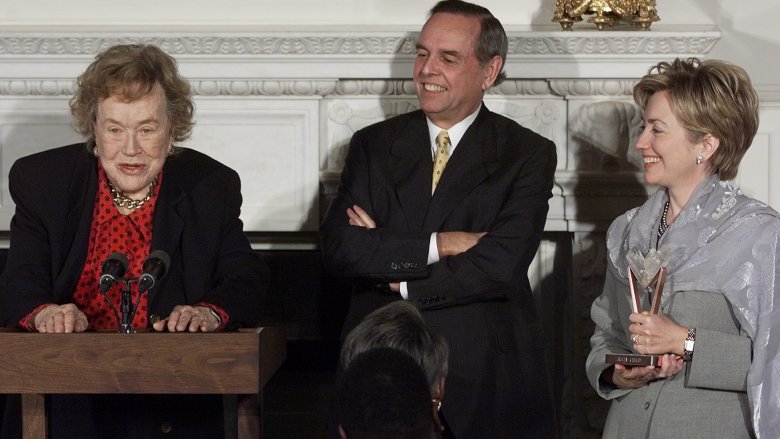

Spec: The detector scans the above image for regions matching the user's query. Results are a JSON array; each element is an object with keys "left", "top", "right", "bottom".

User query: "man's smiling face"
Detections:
[{"left": 413, "top": 12, "right": 497, "bottom": 129}]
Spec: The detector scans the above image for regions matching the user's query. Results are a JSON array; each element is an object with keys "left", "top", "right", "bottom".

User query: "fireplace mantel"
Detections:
[
  {"left": 0, "top": 27, "right": 720, "bottom": 79},
  {"left": 0, "top": 27, "right": 721, "bottom": 234}
]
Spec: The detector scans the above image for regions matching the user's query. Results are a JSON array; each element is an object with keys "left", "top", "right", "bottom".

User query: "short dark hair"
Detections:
[
  {"left": 340, "top": 301, "right": 448, "bottom": 394},
  {"left": 337, "top": 348, "right": 435, "bottom": 439},
  {"left": 429, "top": 0, "right": 508, "bottom": 86},
  {"left": 70, "top": 44, "right": 194, "bottom": 152},
  {"left": 633, "top": 57, "right": 759, "bottom": 181}
]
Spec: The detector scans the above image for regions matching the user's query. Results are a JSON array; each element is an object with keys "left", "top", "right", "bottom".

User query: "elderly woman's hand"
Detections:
[
  {"left": 152, "top": 305, "right": 220, "bottom": 333},
  {"left": 33, "top": 304, "right": 89, "bottom": 333}
]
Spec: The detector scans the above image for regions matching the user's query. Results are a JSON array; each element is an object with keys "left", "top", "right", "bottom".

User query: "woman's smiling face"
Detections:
[{"left": 635, "top": 90, "right": 710, "bottom": 194}]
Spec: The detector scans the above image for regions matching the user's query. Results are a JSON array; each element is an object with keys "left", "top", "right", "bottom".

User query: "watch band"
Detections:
[{"left": 683, "top": 327, "right": 696, "bottom": 361}]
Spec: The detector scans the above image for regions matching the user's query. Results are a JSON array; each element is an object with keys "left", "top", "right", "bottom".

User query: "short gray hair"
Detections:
[{"left": 340, "top": 301, "right": 448, "bottom": 393}]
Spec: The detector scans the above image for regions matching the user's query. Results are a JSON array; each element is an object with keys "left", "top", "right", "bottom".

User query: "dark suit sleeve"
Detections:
[
  {"left": 408, "top": 136, "right": 556, "bottom": 309},
  {"left": 183, "top": 166, "right": 269, "bottom": 329},
  {"left": 0, "top": 159, "right": 61, "bottom": 326},
  {"left": 320, "top": 129, "right": 430, "bottom": 282}
]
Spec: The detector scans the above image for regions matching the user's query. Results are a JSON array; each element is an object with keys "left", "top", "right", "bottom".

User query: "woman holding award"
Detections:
[{"left": 586, "top": 58, "right": 780, "bottom": 438}]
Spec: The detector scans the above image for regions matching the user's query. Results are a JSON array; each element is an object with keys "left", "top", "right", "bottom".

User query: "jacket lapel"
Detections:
[
  {"left": 423, "top": 106, "right": 498, "bottom": 232},
  {"left": 390, "top": 112, "right": 433, "bottom": 232},
  {"left": 149, "top": 158, "right": 185, "bottom": 306},
  {"left": 55, "top": 151, "right": 98, "bottom": 300}
]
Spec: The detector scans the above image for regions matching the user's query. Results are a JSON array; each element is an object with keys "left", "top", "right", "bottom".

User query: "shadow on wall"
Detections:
[{"left": 567, "top": 99, "right": 648, "bottom": 438}]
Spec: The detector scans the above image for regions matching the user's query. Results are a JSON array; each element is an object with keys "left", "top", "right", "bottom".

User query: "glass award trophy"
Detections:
[{"left": 605, "top": 265, "right": 666, "bottom": 367}]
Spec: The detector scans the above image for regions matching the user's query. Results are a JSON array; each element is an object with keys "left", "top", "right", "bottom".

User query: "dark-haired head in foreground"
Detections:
[{"left": 337, "top": 348, "right": 437, "bottom": 439}]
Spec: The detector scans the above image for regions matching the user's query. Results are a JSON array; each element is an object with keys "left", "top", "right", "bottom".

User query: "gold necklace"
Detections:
[{"left": 108, "top": 176, "right": 158, "bottom": 210}]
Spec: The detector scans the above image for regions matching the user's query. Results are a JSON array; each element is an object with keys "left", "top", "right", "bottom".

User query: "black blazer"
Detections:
[
  {"left": 321, "top": 106, "right": 559, "bottom": 438},
  {"left": 0, "top": 143, "right": 267, "bottom": 329}
]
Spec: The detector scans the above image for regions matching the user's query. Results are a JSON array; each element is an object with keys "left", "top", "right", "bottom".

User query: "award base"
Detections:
[{"left": 605, "top": 353, "right": 661, "bottom": 367}]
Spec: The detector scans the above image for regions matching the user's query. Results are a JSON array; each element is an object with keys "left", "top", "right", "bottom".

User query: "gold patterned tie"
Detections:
[{"left": 432, "top": 130, "right": 450, "bottom": 193}]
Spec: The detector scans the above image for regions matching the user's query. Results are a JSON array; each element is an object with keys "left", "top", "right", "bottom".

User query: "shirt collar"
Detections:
[{"left": 425, "top": 103, "right": 481, "bottom": 157}]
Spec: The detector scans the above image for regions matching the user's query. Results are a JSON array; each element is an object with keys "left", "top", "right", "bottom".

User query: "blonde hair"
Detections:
[{"left": 633, "top": 58, "right": 759, "bottom": 180}]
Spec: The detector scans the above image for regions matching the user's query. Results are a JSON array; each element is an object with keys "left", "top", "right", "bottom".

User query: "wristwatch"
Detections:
[{"left": 683, "top": 327, "right": 696, "bottom": 361}]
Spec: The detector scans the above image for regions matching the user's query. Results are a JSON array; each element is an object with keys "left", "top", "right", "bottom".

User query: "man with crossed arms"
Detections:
[{"left": 321, "top": 1, "right": 558, "bottom": 436}]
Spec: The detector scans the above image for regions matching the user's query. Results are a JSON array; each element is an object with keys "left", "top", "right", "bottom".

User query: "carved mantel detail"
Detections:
[{"left": 0, "top": 31, "right": 718, "bottom": 56}]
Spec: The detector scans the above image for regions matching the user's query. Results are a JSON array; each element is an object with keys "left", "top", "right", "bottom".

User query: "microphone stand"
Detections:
[
  {"left": 101, "top": 277, "right": 142, "bottom": 333},
  {"left": 119, "top": 279, "right": 133, "bottom": 333}
]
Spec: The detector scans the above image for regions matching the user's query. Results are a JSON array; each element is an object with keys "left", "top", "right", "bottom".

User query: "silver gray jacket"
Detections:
[{"left": 587, "top": 176, "right": 780, "bottom": 438}]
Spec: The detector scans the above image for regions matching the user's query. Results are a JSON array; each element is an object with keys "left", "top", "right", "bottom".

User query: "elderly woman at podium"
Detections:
[
  {"left": 0, "top": 43, "right": 267, "bottom": 334},
  {"left": 0, "top": 43, "right": 267, "bottom": 438}
]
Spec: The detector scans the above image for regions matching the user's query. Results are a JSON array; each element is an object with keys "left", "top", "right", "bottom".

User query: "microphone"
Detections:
[
  {"left": 137, "top": 250, "right": 171, "bottom": 293},
  {"left": 99, "top": 252, "right": 129, "bottom": 293}
]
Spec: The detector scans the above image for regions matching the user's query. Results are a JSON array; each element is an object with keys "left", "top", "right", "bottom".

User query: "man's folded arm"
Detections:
[
  {"left": 406, "top": 142, "right": 556, "bottom": 309},
  {"left": 320, "top": 130, "right": 432, "bottom": 281}
]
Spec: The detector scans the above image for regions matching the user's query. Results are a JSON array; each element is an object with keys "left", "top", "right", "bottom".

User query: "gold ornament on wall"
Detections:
[{"left": 552, "top": 0, "right": 660, "bottom": 31}]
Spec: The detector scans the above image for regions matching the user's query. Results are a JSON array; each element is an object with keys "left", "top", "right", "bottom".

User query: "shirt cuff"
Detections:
[
  {"left": 19, "top": 303, "right": 55, "bottom": 332},
  {"left": 400, "top": 282, "right": 409, "bottom": 300},
  {"left": 428, "top": 233, "right": 440, "bottom": 265},
  {"left": 195, "top": 302, "right": 229, "bottom": 331}
]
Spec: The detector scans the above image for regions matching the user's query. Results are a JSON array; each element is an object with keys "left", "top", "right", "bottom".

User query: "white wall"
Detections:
[{"left": 0, "top": 0, "right": 728, "bottom": 27}]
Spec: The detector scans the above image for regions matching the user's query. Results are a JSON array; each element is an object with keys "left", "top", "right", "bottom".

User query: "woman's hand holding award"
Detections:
[{"left": 606, "top": 247, "right": 672, "bottom": 367}]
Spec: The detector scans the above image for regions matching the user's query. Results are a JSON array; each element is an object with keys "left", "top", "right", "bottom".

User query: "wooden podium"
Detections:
[{"left": 0, "top": 327, "right": 286, "bottom": 439}]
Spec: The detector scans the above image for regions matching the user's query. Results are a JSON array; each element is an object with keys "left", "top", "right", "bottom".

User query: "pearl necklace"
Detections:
[
  {"left": 108, "top": 176, "right": 158, "bottom": 210},
  {"left": 657, "top": 201, "right": 670, "bottom": 238}
]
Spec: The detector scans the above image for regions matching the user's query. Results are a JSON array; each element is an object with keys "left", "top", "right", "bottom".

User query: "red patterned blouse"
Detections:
[{"left": 20, "top": 162, "right": 227, "bottom": 331}]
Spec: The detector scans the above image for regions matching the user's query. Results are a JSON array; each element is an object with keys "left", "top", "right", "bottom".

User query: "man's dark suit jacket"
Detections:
[
  {"left": 321, "top": 105, "right": 559, "bottom": 438},
  {"left": 0, "top": 143, "right": 268, "bottom": 438}
]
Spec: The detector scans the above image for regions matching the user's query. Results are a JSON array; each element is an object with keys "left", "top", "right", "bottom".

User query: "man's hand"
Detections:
[
  {"left": 33, "top": 303, "right": 89, "bottom": 333},
  {"left": 152, "top": 305, "right": 220, "bottom": 333},
  {"left": 347, "top": 204, "right": 376, "bottom": 229},
  {"left": 436, "top": 231, "right": 486, "bottom": 257}
]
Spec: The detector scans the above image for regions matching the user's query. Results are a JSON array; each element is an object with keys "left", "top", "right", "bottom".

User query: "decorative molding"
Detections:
[
  {"left": 190, "top": 80, "right": 337, "bottom": 96},
  {"left": 0, "top": 79, "right": 557, "bottom": 97},
  {"left": 333, "top": 80, "right": 414, "bottom": 96},
  {"left": 509, "top": 33, "right": 719, "bottom": 56},
  {"left": 0, "top": 31, "right": 719, "bottom": 57},
  {"left": 0, "top": 80, "right": 74, "bottom": 96},
  {"left": 0, "top": 29, "right": 722, "bottom": 80},
  {"left": 549, "top": 79, "right": 637, "bottom": 97},
  {"left": 489, "top": 80, "right": 552, "bottom": 96},
  {"left": 0, "top": 35, "right": 415, "bottom": 56},
  {"left": 0, "top": 79, "right": 340, "bottom": 97}
]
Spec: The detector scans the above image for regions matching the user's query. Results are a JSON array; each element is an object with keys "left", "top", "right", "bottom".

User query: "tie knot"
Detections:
[{"left": 436, "top": 130, "right": 450, "bottom": 149}]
